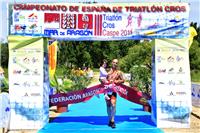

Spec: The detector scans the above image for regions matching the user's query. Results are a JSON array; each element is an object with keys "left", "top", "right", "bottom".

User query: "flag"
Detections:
[
  {"left": 48, "top": 41, "right": 57, "bottom": 78},
  {"left": 189, "top": 26, "right": 197, "bottom": 48}
]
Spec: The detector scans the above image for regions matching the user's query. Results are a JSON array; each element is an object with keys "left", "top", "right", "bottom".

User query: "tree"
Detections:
[
  {"left": 56, "top": 40, "right": 134, "bottom": 69},
  {"left": 189, "top": 40, "right": 200, "bottom": 70},
  {"left": 57, "top": 41, "right": 92, "bottom": 68},
  {"left": 119, "top": 41, "right": 152, "bottom": 72},
  {"left": 119, "top": 41, "right": 153, "bottom": 94},
  {"left": 89, "top": 40, "right": 134, "bottom": 68},
  {"left": 0, "top": 43, "right": 9, "bottom": 68},
  {"left": 189, "top": 22, "right": 200, "bottom": 76},
  {"left": 89, "top": 41, "right": 109, "bottom": 68}
]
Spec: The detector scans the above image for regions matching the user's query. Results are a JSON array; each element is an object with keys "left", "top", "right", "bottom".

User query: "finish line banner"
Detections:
[
  {"left": 10, "top": 3, "right": 189, "bottom": 40},
  {"left": 50, "top": 84, "right": 143, "bottom": 106}
]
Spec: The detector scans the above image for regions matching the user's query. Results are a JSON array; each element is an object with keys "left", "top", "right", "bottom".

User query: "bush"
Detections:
[
  {"left": 50, "top": 66, "right": 91, "bottom": 93},
  {"left": 68, "top": 74, "right": 91, "bottom": 91},
  {"left": 119, "top": 41, "right": 152, "bottom": 95},
  {"left": 129, "top": 66, "right": 151, "bottom": 94}
]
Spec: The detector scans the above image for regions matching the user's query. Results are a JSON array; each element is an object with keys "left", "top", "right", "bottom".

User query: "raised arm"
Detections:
[{"left": 114, "top": 71, "right": 125, "bottom": 84}]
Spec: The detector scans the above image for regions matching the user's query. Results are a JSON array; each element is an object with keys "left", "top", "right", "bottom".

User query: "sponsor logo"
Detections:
[
  {"left": 13, "top": 57, "right": 17, "bottom": 63},
  {"left": 159, "top": 81, "right": 165, "bottom": 84},
  {"left": 14, "top": 24, "right": 26, "bottom": 31},
  {"left": 176, "top": 80, "right": 185, "bottom": 85},
  {"left": 168, "top": 91, "right": 175, "bottom": 96},
  {"left": 61, "top": 14, "right": 76, "bottom": 29},
  {"left": 159, "top": 80, "right": 184, "bottom": 85},
  {"left": 168, "top": 67, "right": 174, "bottom": 74},
  {"left": 23, "top": 57, "right": 30, "bottom": 64},
  {"left": 44, "top": 13, "right": 60, "bottom": 28},
  {"left": 157, "top": 47, "right": 171, "bottom": 52},
  {"left": 29, "top": 24, "right": 37, "bottom": 30},
  {"left": 172, "top": 48, "right": 185, "bottom": 52},
  {"left": 24, "top": 93, "right": 29, "bottom": 97},
  {"left": 33, "top": 69, "right": 40, "bottom": 75},
  {"left": 23, "top": 81, "right": 30, "bottom": 87},
  {"left": 32, "top": 82, "right": 39, "bottom": 87},
  {"left": 14, "top": 12, "right": 25, "bottom": 22},
  {"left": 31, "top": 93, "right": 41, "bottom": 96},
  {"left": 158, "top": 69, "right": 166, "bottom": 73},
  {"left": 66, "top": 29, "right": 93, "bottom": 36},
  {"left": 157, "top": 56, "right": 165, "bottom": 63},
  {"left": 24, "top": 69, "right": 30, "bottom": 75},
  {"left": 176, "top": 56, "right": 184, "bottom": 62},
  {"left": 157, "top": 48, "right": 161, "bottom": 52},
  {"left": 23, "top": 92, "right": 41, "bottom": 97},
  {"left": 94, "top": 15, "right": 102, "bottom": 35},
  {"left": 177, "top": 67, "right": 185, "bottom": 74},
  {"left": 179, "top": 67, "right": 183, "bottom": 72},
  {"left": 167, "top": 56, "right": 174, "bottom": 62},
  {"left": 78, "top": 14, "right": 93, "bottom": 29},
  {"left": 13, "top": 70, "right": 21, "bottom": 74},
  {"left": 44, "top": 13, "right": 60, "bottom": 23},
  {"left": 13, "top": 83, "right": 20, "bottom": 86},
  {"left": 168, "top": 80, "right": 175, "bottom": 86},
  {"left": 32, "top": 57, "right": 39, "bottom": 63},
  {"left": 27, "top": 24, "right": 42, "bottom": 34},
  {"left": 176, "top": 91, "right": 186, "bottom": 95},
  {"left": 28, "top": 13, "right": 38, "bottom": 22}
]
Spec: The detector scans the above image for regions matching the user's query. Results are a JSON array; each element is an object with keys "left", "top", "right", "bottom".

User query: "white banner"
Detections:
[
  {"left": 0, "top": 93, "right": 10, "bottom": 128},
  {"left": 8, "top": 35, "right": 47, "bottom": 129},
  {"left": 192, "top": 83, "right": 200, "bottom": 107},
  {"left": 10, "top": 3, "right": 189, "bottom": 40},
  {"left": 152, "top": 38, "right": 191, "bottom": 128}
]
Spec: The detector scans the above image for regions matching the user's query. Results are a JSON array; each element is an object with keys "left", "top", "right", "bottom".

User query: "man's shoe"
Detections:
[
  {"left": 110, "top": 121, "right": 116, "bottom": 128},
  {"left": 108, "top": 121, "right": 112, "bottom": 127}
]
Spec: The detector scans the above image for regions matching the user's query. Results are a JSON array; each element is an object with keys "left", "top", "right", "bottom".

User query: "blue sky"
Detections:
[{"left": 0, "top": 0, "right": 199, "bottom": 42}]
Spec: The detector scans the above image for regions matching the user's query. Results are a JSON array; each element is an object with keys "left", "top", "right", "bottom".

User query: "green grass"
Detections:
[{"left": 93, "top": 68, "right": 99, "bottom": 72}]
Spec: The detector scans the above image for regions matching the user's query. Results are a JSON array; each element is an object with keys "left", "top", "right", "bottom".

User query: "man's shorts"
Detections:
[{"left": 108, "top": 92, "right": 117, "bottom": 100}]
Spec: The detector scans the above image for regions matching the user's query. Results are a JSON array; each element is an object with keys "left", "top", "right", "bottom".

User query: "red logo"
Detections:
[
  {"left": 78, "top": 14, "right": 93, "bottom": 29},
  {"left": 61, "top": 14, "right": 76, "bottom": 29},
  {"left": 94, "top": 15, "right": 102, "bottom": 36},
  {"left": 44, "top": 13, "right": 60, "bottom": 23}
]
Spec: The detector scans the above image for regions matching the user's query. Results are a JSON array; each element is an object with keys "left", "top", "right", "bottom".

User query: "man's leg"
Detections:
[
  {"left": 110, "top": 92, "right": 117, "bottom": 128},
  {"left": 110, "top": 101, "right": 116, "bottom": 122},
  {"left": 106, "top": 99, "right": 111, "bottom": 122}
]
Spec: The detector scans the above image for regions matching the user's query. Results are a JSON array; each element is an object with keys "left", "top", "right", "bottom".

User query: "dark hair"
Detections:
[{"left": 100, "top": 59, "right": 107, "bottom": 66}]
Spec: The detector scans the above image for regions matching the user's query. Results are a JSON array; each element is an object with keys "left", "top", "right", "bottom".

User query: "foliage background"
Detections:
[{"left": 1, "top": 22, "right": 200, "bottom": 93}]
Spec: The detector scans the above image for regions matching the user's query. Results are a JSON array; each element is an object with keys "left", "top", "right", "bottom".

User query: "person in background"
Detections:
[
  {"left": 99, "top": 59, "right": 111, "bottom": 105},
  {"left": 99, "top": 59, "right": 109, "bottom": 84},
  {"left": 87, "top": 67, "right": 94, "bottom": 79}
]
